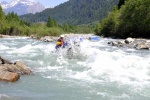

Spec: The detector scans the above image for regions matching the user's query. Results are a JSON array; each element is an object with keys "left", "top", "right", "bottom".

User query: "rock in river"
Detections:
[{"left": 0, "top": 57, "right": 32, "bottom": 82}]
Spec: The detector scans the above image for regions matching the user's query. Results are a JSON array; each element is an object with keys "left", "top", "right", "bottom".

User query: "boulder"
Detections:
[
  {"left": 108, "top": 38, "right": 150, "bottom": 50},
  {"left": 118, "top": 40, "right": 125, "bottom": 45},
  {"left": 14, "top": 61, "right": 32, "bottom": 75},
  {"left": 30, "top": 35, "right": 37, "bottom": 39},
  {"left": 112, "top": 41, "right": 119, "bottom": 46},
  {"left": 135, "top": 43, "right": 150, "bottom": 50},
  {"left": 0, "top": 61, "right": 32, "bottom": 82},
  {"left": 44, "top": 38, "right": 53, "bottom": 42},
  {"left": 0, "top": 71, "right": 20, "bottom": 82},
  {"left": 0, "top": 61, "right": 32, "bottom": 75},
  {"left": 108, "top": 41, "right": 123, "bottom": 47},
  {"left": 10, "top": 61, "right": 32, "bottom": 75},
  {"left": 125, "top": 37, "right": 134, "bottom": 44},
  {"left": 0, "top": 56, "right": 32, "bottom": 82},
  {"left": 108, "top": 41, "right": 113, "bottom": 45}
]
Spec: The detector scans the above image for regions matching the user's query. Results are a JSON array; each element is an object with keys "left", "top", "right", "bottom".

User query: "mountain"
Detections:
[
  {"left": 0, "top": 1, "right": 8, "bottom": 5},
  {"left": 0, "top": 0, "right": 45, "bottom": 15},
  {"left": 20, "top": 0, "right": 119, "bottom": 25}
]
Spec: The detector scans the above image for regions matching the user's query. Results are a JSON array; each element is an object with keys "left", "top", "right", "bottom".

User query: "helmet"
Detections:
[{"left": 60, "top": 35, "right": 64, "bottom": 38}]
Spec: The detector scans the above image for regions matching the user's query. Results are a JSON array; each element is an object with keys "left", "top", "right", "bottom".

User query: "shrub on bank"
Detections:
[{"left": 96, "top": 0, "right": 150, "bottom": 38}]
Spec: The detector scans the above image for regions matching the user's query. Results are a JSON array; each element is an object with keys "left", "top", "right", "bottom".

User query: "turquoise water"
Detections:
[{"left": 0, "top": 37, "right": 150, "bottom": 100}]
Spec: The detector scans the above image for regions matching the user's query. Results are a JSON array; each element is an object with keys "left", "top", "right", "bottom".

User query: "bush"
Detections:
[{"left": 97, "top": 0, "right": 150, "bottom": 38}]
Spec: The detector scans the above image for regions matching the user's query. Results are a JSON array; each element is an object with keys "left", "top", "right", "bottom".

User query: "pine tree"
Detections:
[{"left": 47, "top": 16, "right": 56, "bottom": 27}]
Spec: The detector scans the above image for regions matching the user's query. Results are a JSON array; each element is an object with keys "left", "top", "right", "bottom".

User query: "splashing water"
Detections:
[{"left": 0, "top": 37, "right": 150, "bottom": 100}]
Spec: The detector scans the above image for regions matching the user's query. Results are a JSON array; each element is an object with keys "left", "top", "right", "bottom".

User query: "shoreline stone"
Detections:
[{"left": 108, "top": 37, "right": 150, "bottom": 50}]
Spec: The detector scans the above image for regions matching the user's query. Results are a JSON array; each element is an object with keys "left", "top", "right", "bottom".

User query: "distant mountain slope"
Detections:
[
  {"left": 0, "top": 0, "right": 45, "bottom": 15},
  {"left": 20, "top": 0, "right": 119, "bottom": 25}
]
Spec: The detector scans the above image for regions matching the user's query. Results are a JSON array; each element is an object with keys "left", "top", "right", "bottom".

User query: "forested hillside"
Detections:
[
  {"left": 20, "top": 0, "right": 119, "bottom": 25},
  {"left": 95, "top": 0, "right": 150, "bottom": 38},
  {"left": 0, "top": 5, "right": 94, "bottom": 37}
]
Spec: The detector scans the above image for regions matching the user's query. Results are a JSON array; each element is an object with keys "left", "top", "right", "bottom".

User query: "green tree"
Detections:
[
  {"left": 47, "top": 16, "right": 57, "bottom": 27},
  {"left": 118, "top": 0, "right": 150, "bottom": 37},
  {"left": 47, "top": 16, "right": 52, "bottom": 27},
  {"left": 94, "top": 23, "right": 101, "bottom": 35},
  {"left": 6, "top": 12, "right": 19, "bottom": 22},
  {"left": 0, "top": 6, "right": 6, "bottom": 33},
  {"left": 96, "top": 7, "right": 119, "bottom": 37},
  {"left": 63, "top": 24, "right": 69, "bottom": 32},
  {"left": 97, "top": 0, "right": 150, "bottom": 38}
]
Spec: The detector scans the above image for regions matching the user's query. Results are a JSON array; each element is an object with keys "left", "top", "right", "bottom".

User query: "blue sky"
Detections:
[{"left": 0, "top": 0, "right": 69, "bottom": 7}]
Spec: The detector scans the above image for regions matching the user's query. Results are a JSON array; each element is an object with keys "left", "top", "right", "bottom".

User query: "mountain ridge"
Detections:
[
  {"left": 20, "top": 0, "right": 119, "bottom": 25},
  {"left": 0, "top": 0, "right": 45, "bottom": 15}
]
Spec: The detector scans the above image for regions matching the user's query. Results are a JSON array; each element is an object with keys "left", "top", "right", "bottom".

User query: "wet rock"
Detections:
[
  {"left": 112, "top": 41, "right": 119, "bottom": 46},
  {"left": 12, "top": 61, "right": 32, "bottom": 75},
  {"left": 44, "top": 36, "right": 53, "bottom": 42},
  {"left": 125, "top": 37, "right": 134, "bottom": 44},
  {"left": 0, "top": 57, "right": 32, "bottom": 82},
  {"left": 135, "top": 42, "right": 150, "bottom": 50},
  {"left": 30, "top": 35, "right": 37, "bottom": 39},
  {"left": 108, "top": 38, "right": 150, "bottom": 50},
  {"left": 118, "top": 40, "right": 125, "bottom": 45},
  {"left": 0, "top": 71, "right": 20, "bottom": 82},
  {"left": 0, "top": 61, "right": 32, "bottom": 75},
  {"left": 0, "top": 56, "right": 32, "bottom": 75},
  {"left": 108, "top": 41, "right": 112, "bottom": 45},
  {"left": 40, "top": 36, "right": 58, "bottom": 42},
  {"left": 108, "top": 41, "right": 123, "bottom": 47}
]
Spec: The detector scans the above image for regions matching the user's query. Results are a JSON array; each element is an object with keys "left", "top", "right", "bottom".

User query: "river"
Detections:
[{"left": 0, "top": 37, "right": 150, "bottom": 100}]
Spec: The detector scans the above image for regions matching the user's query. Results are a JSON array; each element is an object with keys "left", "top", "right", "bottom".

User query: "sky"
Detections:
[{"left": 0, "top": 0, "right": 69, "bottom": 8}]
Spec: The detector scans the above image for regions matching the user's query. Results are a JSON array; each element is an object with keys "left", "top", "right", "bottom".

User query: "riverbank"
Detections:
[
  {"left": 35, "top": 34, "right": 150, "bottom": 50},
  {"left": 108, "top": 37, "right": 150, "bottom": 50},
  {"left": 31, "top": 33, "right": 94, "bottom": 42},
  {"left": 0, "top": 34, "right": 12, "bottom": 38},
  {"left": 1, "top": 33, "right": 150, "bottom": 50}
]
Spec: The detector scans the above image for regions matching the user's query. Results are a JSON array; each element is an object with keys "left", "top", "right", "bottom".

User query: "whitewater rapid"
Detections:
[{"left": 0, "top": 37, "right": 150, "bottom": 100}]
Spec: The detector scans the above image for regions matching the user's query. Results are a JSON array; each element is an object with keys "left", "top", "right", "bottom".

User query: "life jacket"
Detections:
[{"left": 56, "top": 38, "right": 64, "bottom": 47}]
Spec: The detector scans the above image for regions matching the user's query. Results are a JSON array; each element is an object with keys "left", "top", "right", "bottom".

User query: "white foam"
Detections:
[
  {"left": 0, "top": 45, "right": 9, "bottom": 49},
  {"left": 61, "top": 39, "right": 150, "bottom": 87},
  {"left": 36, "top": 65, "right": 64, "bottom": 72},
  {"left": 85, "top": 50, "right": 150, "bottom": 86},
  {"left": 0, "top": 94, "right": 10, "bottom": 99}
]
